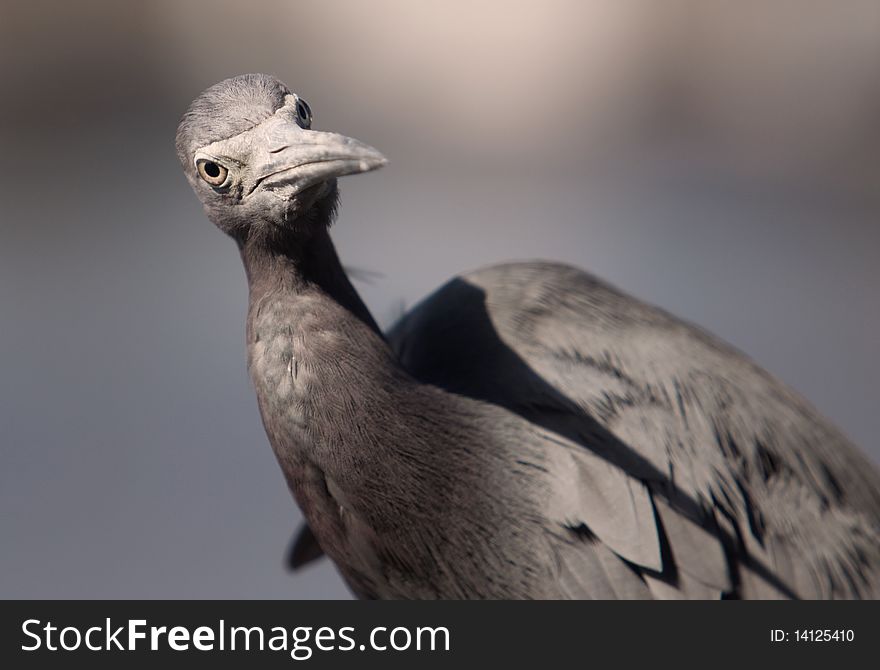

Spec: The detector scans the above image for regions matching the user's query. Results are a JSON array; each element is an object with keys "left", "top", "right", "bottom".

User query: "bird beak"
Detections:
[{"left": 253, "top": 121, "right": 387, "bottom": 199}]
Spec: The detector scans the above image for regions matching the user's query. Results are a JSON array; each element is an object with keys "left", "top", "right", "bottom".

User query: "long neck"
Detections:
[
  {"left": 239, "top": 224, "right": 408, "bottom": 473},
  {"left": 240, "top": 225, "right": 382, "bottom": 337}
]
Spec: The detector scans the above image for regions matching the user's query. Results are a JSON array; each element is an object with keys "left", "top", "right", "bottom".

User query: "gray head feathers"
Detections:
[{"left": 175, "top": 73, "right": 289, "bottom": 173}]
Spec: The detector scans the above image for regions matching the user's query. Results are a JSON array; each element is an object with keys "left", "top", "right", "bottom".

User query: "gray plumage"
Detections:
[{"left": 177, "top": 74, "right": 880, "bottom": 599}]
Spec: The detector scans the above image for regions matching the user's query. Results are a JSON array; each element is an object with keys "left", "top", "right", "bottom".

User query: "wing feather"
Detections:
[
  {"left": 545, "top": 436, "right": 662, "bottom": 571},
  {"left": 550, "top": 530, "right": 653, "bottom": 599},
  {"left": 390, "top": 261, "right": 880, "bottom": 598}
]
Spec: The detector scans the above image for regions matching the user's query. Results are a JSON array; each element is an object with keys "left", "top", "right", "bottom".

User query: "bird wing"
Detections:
[
  {"left": 286, "top": 522, "right": 325, "bottom": 571},
  {"left": 389, "top": 261, "right": 880, "bottom": 599}
]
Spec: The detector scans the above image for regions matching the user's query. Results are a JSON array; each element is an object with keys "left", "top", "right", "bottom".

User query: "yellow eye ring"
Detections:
[{"left": 197, "top": 159, "right": 229, "bottom": 187}]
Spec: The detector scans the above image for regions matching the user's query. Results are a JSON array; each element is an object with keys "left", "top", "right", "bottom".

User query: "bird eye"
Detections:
[
  {"left": 295, "top": 99, "right": 312, "bottom": 128},
  {"left": 197, "top": 159, "right": 229, "bottom": 187}
]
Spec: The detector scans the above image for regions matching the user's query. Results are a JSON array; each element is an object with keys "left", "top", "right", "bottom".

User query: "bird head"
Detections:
[{"left": 176, "top": 74, "right": 387, "bottom": 240}]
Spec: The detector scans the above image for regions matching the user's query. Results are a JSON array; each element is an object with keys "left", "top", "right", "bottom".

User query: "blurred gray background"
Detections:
[{"left": 1, "top": 1, "right": 878, "bottom": 598}]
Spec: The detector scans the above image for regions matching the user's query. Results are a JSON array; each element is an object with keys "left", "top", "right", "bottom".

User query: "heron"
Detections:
[{"left": 176, "top": 74, "right": 880, "bottom": 599}]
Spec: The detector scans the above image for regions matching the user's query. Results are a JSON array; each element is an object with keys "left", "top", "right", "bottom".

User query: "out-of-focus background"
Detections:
[{"left": 1, "top": 1, "right": 878, "bottom": 598}]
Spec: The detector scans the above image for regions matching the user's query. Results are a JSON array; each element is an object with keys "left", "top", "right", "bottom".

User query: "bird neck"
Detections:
[
  {"left": 238, "top": 221, "right": 408, "bottom": 472},
  {"left": 239, "top": 224, "right": 381, "bottom": 336}
]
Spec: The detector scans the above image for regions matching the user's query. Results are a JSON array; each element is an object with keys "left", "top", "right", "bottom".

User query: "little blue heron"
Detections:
[{"left": 176, "top": 74, "right": 880, "bottom": 599}]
